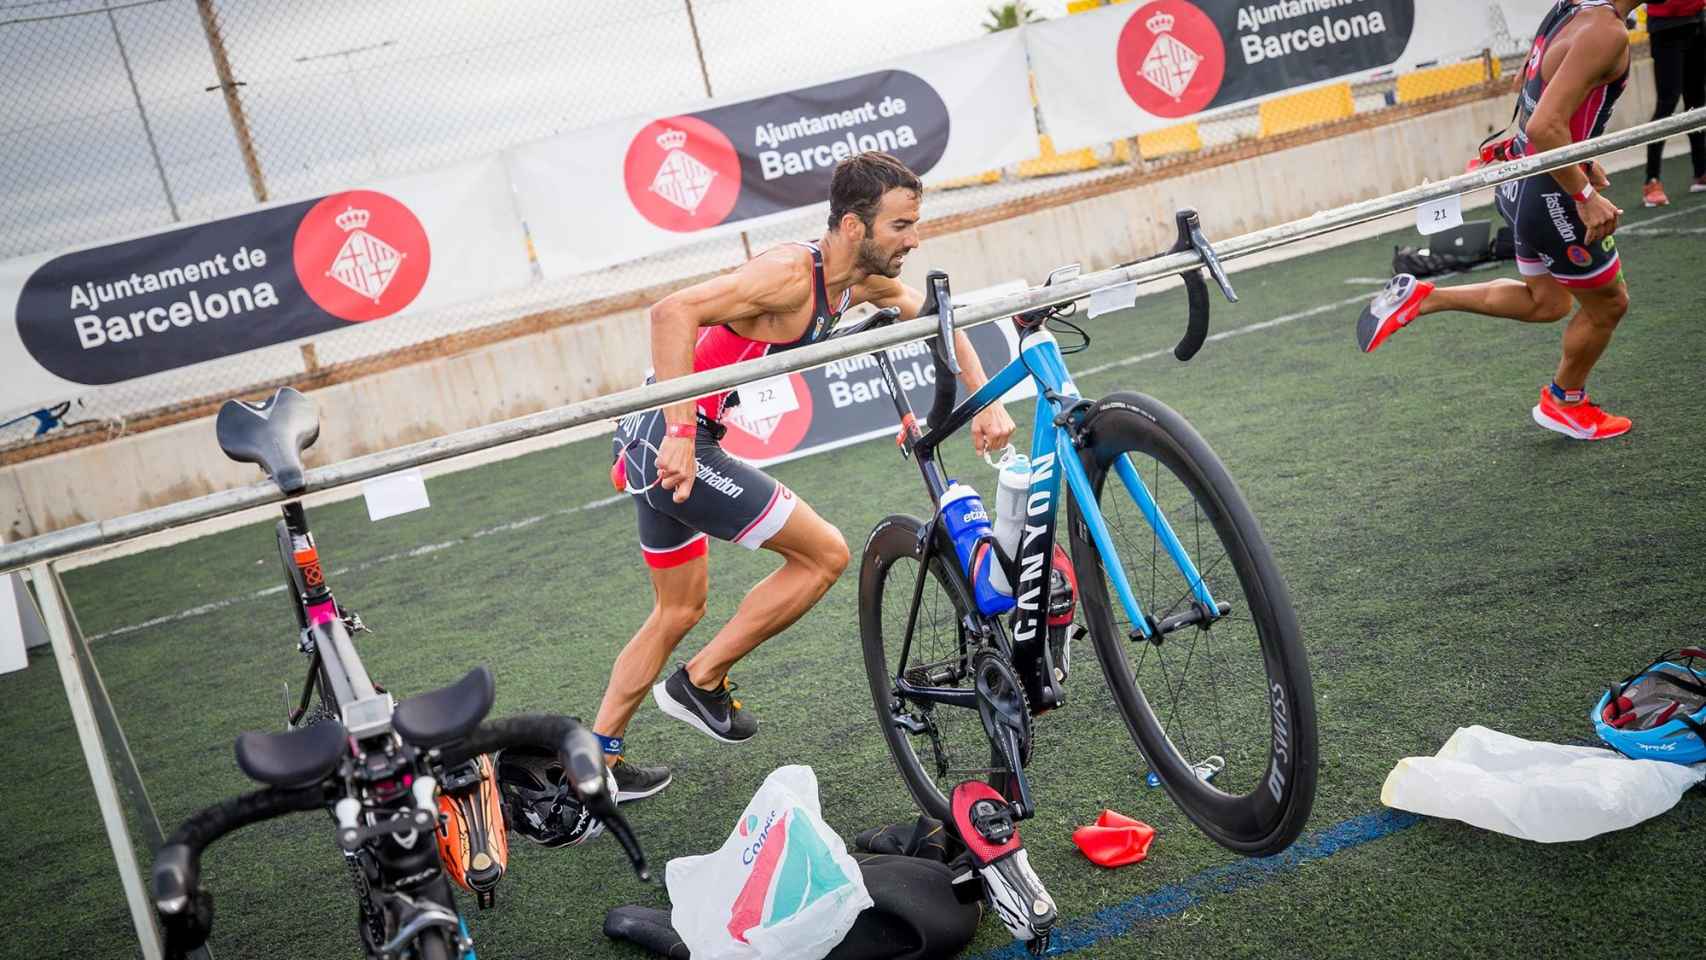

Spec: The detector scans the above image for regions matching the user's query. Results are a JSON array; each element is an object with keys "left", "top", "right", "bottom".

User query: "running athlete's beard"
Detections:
[{"left": 856, "top": 236, "right": 906, "bottom": 279}]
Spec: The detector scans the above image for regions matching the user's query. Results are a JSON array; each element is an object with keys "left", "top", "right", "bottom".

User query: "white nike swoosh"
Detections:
[{"left": 681, "top": 682, "right": 733, "bottom": 733}]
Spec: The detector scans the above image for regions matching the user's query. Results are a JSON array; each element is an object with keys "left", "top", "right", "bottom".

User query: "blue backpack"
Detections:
[{"left": 1593, "top": 648, "right": 1706, "bottom": 765}]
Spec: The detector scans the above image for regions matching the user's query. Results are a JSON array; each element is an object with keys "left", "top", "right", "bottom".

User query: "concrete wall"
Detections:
[{"left": 0, "top": 58, "right": 1670, "bottom": 540}]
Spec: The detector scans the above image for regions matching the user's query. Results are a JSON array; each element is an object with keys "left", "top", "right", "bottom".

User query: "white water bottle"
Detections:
[{"left": 989, "top": 453, "right": 1030, "bottom": 595}]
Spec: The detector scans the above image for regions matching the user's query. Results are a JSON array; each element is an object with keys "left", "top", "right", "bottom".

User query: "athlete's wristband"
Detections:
[
  {"left": 1572, "top": 184, "right": 1596, "bottom": 204},
  {"left": 665, "top": 422, "right": 696, "bottom": 439}
]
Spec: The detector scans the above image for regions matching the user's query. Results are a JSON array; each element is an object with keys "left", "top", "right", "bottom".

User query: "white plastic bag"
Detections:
[
  {"left": 1381, "top": 725, "right": 1706, "bottom": 843},
  {"left": 666, "top": 765, "right": 873, "bottom": 960}
]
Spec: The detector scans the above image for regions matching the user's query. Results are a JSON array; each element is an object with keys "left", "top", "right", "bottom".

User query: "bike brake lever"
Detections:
[
  {"left": 558, "top": 726, "right": 652, "bottom": 881},
  {"left": 1186, "top": 218, "right": 1238, "bottom": 304},
  {"left": 587, "top": 793, "right": 653, "bottom": 882}
]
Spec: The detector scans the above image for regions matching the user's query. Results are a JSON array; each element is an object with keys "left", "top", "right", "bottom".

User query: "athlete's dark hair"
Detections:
[{"left": 828, "top": 152, "right": 922, "bottom": 232}]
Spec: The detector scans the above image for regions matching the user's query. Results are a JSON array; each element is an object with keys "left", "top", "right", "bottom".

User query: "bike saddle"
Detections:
[
  {"left": 392, "top": 667, "right": 496, "bottom": 749},
  {"left": 235, "top": 719, "right": 347, "bottom": 788},
  {"left": 215, "top": 387, "right": 320, "bottom": 496}
]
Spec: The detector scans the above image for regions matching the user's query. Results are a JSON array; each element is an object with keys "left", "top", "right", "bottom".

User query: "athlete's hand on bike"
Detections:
[
  {"left": 1579, "top": 191, "right": 1622, "bottom": 244},
  {"left": 656, "top": 434, "right": 697, "bottom": 503},
  {"left": 971, "top": 403, "right": 1016, "bottom": 457}
]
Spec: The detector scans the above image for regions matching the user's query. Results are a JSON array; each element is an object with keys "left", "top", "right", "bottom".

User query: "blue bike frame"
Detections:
[{"left": 901, "top": 328, "right": 1219, "bottom": 648}]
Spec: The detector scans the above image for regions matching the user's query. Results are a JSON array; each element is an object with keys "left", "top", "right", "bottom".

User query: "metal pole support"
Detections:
[{"left": 29, "top": 562, "right": 163, "bottom": 960}]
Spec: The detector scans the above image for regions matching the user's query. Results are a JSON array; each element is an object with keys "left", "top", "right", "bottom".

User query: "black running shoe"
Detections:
[
  {"left": 609, "top": 757, "right": 672, "bottom": 803},
  {"left": 652, "top": 664, "right": 758, "bottom": 743}
]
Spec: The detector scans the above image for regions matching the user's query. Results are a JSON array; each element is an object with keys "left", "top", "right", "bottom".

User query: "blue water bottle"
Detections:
[{"left": 939, "top": 482, "right": 1016, "bottom": 616}]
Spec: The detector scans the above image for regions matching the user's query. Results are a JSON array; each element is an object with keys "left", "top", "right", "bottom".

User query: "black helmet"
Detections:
[{"left": 495, "top": 746, "right": 606, "bottom": 848}]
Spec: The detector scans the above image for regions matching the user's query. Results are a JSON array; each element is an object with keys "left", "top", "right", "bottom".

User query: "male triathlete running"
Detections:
[
  {"left": 1357, "top": 0, "right": 1639, "bottom": 440},
  {"left": 591, "top": 152, "right": 1016, "bottom": 799}
]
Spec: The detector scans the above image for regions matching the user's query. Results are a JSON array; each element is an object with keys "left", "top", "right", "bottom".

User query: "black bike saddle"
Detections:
[
  {"left": 215, "top": 387, "right": 320, "bottom": 496},
  {"left": 235, "top": 720, "right": 347, "bottom": 788},
  {"left": 392, "top": 667, "right": 496, "bottom": 749}
]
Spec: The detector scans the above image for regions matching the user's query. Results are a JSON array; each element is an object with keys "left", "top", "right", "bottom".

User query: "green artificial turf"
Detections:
[{"left": 3, "top": 161, "right": 1702, "bottom": 959}]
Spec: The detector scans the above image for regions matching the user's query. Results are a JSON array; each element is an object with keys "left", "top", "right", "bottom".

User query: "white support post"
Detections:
[{"left": 29, "top": 561, "right": 163, "bottom": 960}]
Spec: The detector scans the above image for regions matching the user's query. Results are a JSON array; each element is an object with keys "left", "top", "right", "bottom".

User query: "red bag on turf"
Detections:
[{"left": 1071, "top": 809, "right": 1155, "bottom": 867}]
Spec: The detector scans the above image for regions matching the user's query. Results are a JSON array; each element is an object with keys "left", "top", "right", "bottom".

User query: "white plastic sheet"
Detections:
[
  {"left": 666, "top": 765, "right": 872, "bottom": 960},
  {"left": 1381, "top": 725, "right": 1706, "bottom": 843}
]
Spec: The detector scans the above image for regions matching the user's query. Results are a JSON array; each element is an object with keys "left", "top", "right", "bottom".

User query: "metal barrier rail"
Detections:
[{"left": 4, "top": 107, "right": 1704, "bottom": 575}]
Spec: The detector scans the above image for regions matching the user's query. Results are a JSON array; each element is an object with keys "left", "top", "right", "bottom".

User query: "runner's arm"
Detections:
[
  {"left": 1527, "top": 24, "right": 1628, "bottom": 197},
  {"left": 649, "top": 252, "right": 809, "bottom": 502},
  {"left": 649, "top": 253, "right": 810, "bottom": 430}
]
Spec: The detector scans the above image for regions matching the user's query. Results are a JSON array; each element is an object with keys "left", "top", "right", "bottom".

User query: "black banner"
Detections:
[
  {"left": 1114, "top": 0, "right": 1416, "bottom": 118},
  {"left": 622, "top": 70, "right": 950, "bottom": 234},
  {"left": 15, "top": 189, "right": 433, "bottom": 385}
]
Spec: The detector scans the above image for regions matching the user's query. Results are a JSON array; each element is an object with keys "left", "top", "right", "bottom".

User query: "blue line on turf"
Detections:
[{"left": 973, "top": 809, "right": 1423, "bottom": 959}]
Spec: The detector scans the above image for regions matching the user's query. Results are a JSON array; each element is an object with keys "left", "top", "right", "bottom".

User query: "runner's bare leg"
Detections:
[
  {"left": 1554, "top": 278, "right": 1629, "bottom": 390},
  {"left": 685, "top": 498, "right": 849, "bottom": 688},
  {"left": 1418, "top": 274, "right": 1573, "bottom": 323},
  {"left": 593, "top": 554, "right": 708, "bottom": 748}
]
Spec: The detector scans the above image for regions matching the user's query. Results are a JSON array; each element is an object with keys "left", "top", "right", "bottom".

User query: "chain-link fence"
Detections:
[{"left": 0, "top": 0, "right": 1573, "bottom": 456}]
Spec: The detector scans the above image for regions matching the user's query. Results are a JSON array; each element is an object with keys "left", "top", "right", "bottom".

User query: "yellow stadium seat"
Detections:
[
  {"left": 1396, "top": 60, "right": 1499, "bottom": 103},
  {"left": 1016, "top": 134, "right": 1102, "bottom": 177},
  {"left": 1257, "top": 83, "right": 1355, "bottom": 139},
  {"left": 932, "top": 169, "right": 1003, "bottom": 190},
  {"left": 1137, "top": 122, "right": 1203, "bottom": 159}
]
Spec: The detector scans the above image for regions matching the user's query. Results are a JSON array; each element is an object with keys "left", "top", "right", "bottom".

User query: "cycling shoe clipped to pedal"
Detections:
[{"left": 949, "top": 780, "right": 1057, "bottom": 951}]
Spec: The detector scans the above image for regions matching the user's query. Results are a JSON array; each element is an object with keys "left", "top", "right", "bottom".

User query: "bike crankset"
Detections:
[{"left": 972, "top": 650, "right": 1036, "bottom": 816}]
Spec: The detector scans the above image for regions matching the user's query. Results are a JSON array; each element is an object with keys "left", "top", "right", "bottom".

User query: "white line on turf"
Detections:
[
  {"left": 85, "top": 495, "right": 632, "bottom": 642},
  {"left": 1622, "top": 227, "right": 1706, "bottom": 237}
]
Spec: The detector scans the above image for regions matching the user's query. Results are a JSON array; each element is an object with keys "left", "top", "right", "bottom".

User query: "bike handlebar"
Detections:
[
  {"left": 152, "top": 713, "right": 649, "bottom": 957},
  {"left": 921, "top": 271, "right": 960, "bottom": 433},
  {"left": 1157, "top": 209, "right": 1237, "bottom": 362}
]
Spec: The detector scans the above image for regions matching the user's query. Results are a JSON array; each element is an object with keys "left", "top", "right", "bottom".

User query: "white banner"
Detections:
[
  {"left": 0, "top": 156, "right": 531, "bottom": 418},
  {"left": 1029, "top": 0, "right": 1523, "bottom": 152},
  {"left": 509, "top": 30, "right": 1038, "bottom": 280}
]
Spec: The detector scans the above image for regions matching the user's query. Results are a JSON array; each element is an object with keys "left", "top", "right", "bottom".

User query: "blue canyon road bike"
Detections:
[{"left": 853, "top": 211, "right": 1319, "bottom": 947}]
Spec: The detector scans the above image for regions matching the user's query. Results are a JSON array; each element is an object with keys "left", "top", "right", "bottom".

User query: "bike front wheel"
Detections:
[{"left": 1067, "top": 392, "right": 1317, "bottom": 856}]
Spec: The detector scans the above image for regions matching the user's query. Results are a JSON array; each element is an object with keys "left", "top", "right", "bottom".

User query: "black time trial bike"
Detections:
[{"left": 149, "top": 387, "right": 648, "bottom": 959}]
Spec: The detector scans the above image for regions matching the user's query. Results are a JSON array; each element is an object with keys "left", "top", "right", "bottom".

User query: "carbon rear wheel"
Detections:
[
  {"left": 1068, "top": 392, "right": 1316, "bottom": 856},
  {"left": 859, "top": 515, "right": 1028, "bottom": 821}
]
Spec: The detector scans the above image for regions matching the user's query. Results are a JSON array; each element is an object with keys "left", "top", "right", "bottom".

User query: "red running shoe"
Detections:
[
  {"left": 1531, "top": 387, "right": 1631, "bottom": 440},
  {"left": 1356, "top": 274, "right": 1433, "bottom": 353}
]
